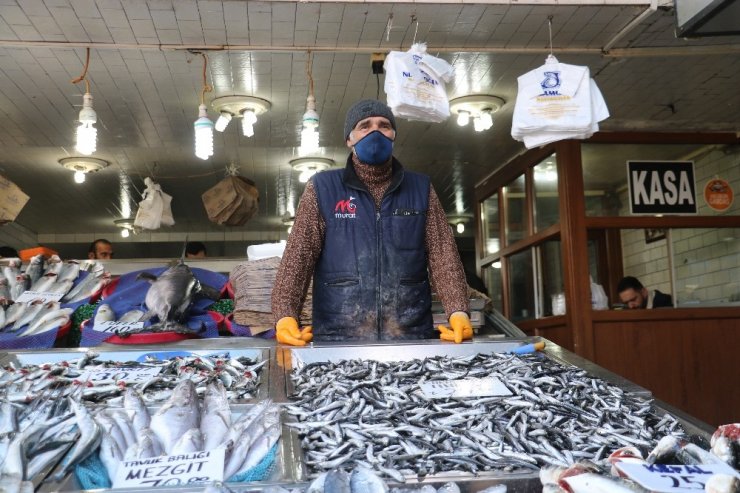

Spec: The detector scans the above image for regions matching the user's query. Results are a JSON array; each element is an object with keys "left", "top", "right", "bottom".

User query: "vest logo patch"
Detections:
[{"left": 334, "top": 196, "right": 357, "bottom": 219}]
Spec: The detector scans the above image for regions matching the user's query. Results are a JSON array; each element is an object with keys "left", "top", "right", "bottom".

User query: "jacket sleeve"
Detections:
[
  {"left": 425, "top": 186, "right": 469, "bottom": 318},
  {"left": 271, "top": 181, "right": 325, "bottom": 323}
]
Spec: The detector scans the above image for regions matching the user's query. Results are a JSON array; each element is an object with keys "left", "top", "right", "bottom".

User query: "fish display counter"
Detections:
[
  {"left": 0, "top": 343, "right": 284, "bottom": 493},
  {"left": 273, "top": 338, "right": 731, "bottom": 492},
  {"left": 2, "top": 338, "right": 737, "bottom": 493}
]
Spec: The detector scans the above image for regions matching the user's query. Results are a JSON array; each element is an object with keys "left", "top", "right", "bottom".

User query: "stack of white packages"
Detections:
[
  {"left": 384, "top": 43, "right": 454, "bottom": 123},
  {"left": 511, "top": 55, "right": 609, "bottom": 149}
]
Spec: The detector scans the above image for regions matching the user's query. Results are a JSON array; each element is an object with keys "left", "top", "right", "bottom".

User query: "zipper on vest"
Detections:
[{"left": 376, "top": 209, "right": 381, "bottom": 339}]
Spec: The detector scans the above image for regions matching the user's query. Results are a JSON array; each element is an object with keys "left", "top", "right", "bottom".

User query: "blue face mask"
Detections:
[{"left": 353, "top": 131, "right": 393, "bottom": 166}]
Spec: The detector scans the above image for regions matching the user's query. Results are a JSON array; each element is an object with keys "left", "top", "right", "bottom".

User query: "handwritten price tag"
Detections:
[
  {"left": 15, "top": 291, "right": 64, "bottom": 303},
  {"left": 112, "top": 449, "right": 225, "bottom": 489},
  {"left": 92, "top": 320, "right": 144, "bottom": 334},
  {"left": 615, "top": 462, "right": 739, "bottom": 492},
  {"left": 420, "top": 376, "right": 512, "bottom": 399},
  {"left": 77, "top": 365, "right": 162, "bottom": 384}
]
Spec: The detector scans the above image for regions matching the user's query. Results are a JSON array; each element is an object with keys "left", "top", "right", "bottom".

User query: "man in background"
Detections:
[
  {"left": 617, "top": 276, "right": 673, "bottom": 309},
  {"left": 88, "top": 239, "right": 113, "bottom": 260},
  {"left": 186, "top": 241, "right": 207, "bottom": 258}
]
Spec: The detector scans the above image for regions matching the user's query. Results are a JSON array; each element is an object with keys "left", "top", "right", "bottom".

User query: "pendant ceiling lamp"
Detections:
[
  {"left": 211, "top": 95, "right": 271, "bottom": 137},
  {"left": 71, "top": 48, "right": 97, "bottom": 155},
  {"left": 299, "top": 52, "right": 320, "bottom": 155},
  {"left": 59, "top": 156, "right": 109, "bottom": 185},
  {"left": 194, "top": 53, "right": 214, "bottom": 160},
  {"left": 449, "top": 95, "right": 505, "bottom": 133},
  {"left": 290, "top": 157, "right": 334, "bottom": 183}
]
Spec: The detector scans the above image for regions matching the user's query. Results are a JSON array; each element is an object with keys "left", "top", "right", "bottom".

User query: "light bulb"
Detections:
[
  {"left": 493, "top": 261, "right": 502, "bottom": 269},
  {"left": 298, "top": 169, "right": 315, "bottom": 183},
  {"left": 299, "top": 126, "right": 319, "bottom": 155},
  {"left": 456, "top": 222, "right": 465, "bottom": 234},
  {"left": 76, "top": 123, "right": 97, "bottom": 155},
  {"left": 456, "top": 110, "right": 470, "bottom": 126},
  {"left": 299, "top": 94, "right": 320, "bottom": 154},
  {"left": 243, "top": 109, "right": 257, "bottom": 125},
  {"left": 473, "top": 115, "right": 485, "bottom": 132},
  {"left": 120, "top": 228, "right": 130, "bottom": 238},
  {"left": 73, "top": 170, "right": 86, "bottom": 184},
  {"left": 194, "top": 104, "right": 214, "bottom": 160},
  {"left": 214, "top": 111, "right": 232, "bottom": 132},
  {"left": 76, "top": 92, "right": 97, "bottom": 155},
  {"left": 481, "top": 109, "right": 493, "bottom": 130},
  {"left": 242, "top": 121, "right": 255, "bottom": 137}
]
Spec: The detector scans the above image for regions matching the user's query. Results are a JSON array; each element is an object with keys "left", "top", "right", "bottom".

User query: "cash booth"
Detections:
[{"left": 473, "top": 131, "right": 740, "bottom": 427}]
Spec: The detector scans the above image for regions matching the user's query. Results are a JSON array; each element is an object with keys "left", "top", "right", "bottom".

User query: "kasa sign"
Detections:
[{"left": 627, "top": 161, "right": 697, "bottom": 215}]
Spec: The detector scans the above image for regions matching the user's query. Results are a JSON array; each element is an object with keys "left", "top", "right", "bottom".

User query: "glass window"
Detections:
[
  {"left": 582, "top": 143, "right": 739, "bottom": 216},
  {"left": 672, "top": 227, "right": 740, "bottom": 306},
  {"left": 482, "top": 261, "right": 503, "bottom": 314},
  {"left": 533, "top": 153, "right": 559, "bottom": 232},
  {"left": 620, "top": 228, "right": 672, "bottom": 300},
  {"left": 481, "top": 194, "right": 501, "bottom": 256},
  {"left": 504, "top": 174, "right": 526, "bottom": 245},
  {"left": 538, "top": 240, "right": 563, "bottom": 316},
  {"left": 508, "top": 248, "right": 535, "bottom": 322}
]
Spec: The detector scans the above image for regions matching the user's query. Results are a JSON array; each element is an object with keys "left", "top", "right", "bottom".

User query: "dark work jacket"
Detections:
[
  {"left": 311, "top": 156, "right": 433, "bottom": 341},
  {"left": 652, "top": 290, "right": 673, "bottom": 308}
]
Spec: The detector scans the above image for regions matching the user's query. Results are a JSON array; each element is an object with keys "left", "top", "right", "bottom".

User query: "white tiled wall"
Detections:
[{"left": 621, "top": 145, "right": 740, "bottom": 304}]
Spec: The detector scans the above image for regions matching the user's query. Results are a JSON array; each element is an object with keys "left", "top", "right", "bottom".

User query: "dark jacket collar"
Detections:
[{"left": 342, "top": 153, "right": 405, "bottom": 196}]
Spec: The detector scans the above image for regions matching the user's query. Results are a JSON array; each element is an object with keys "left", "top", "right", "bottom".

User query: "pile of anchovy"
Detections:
[
  {"left": 285, "top": 352, "right": 684, "bottom": 480},
  {"left": 0, "top": 350, "right": 265, "bottom": 405}
]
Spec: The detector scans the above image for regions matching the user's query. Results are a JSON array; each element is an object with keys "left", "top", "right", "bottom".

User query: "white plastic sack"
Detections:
[
  {"left": 384, "top": 43, "right": 451, "bottom": 123},
  {"left": 590, "top": 276, "right": 609, "bottom": 310},
  {"left": 246, "top": 241, "right": 286, "bottom": 260},
  {"left": 134, "top": 177, "right": 175, "bottom": 230}
]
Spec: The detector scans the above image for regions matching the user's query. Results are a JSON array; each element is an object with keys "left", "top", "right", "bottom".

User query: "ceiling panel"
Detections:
[{"left": 0, "top": 1, "right": 737, "bottom": 241}]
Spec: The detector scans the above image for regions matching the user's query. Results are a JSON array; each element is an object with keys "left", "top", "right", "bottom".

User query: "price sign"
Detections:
[
  {"left": 615, "top": 462, "right": 739, "bottom": 492},
  {"left": 420, "top": 376, "right": 512, "bottom": 399},
  {"left": 15, "top": 291, "right": 64, "bottom": 303},
  {"left": 77, "top": 365, "right": 162, "bottom": 384},
  {"left": 92, "top": 320, "right": 144, "bottom": 334},
  {"left": 112, "top": 449, "right": 225, "bottom": 489}
]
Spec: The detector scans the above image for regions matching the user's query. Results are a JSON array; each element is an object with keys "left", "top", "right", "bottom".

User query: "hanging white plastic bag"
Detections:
[
  {"left": 384, "top": 43, "right": 451, "bottom": 123},
  {"left": 134, "top": 177, "right": 175, "bottom": 230},
  {"left": 159, "top": 190, "right": 174, "bottom": 226},
  {"left": 590, "top": 276, "right": 609, "bottom": 310}
]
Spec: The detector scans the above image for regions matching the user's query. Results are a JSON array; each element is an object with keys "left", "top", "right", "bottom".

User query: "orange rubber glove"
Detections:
[
  {"left": 276, "top": 317, "right": 313, "bottom": 346},
  {"left": 437, "top": 311, "right": 473, "bottom": 344}
]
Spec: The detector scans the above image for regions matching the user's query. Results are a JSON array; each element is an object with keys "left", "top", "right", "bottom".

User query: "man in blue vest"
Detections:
[{"left": 271, "top": 99, "right": 472, "bottom": 344}]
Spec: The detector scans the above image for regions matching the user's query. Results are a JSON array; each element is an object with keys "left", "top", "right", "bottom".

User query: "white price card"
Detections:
[
  {"left": 77, "top": 365, "right": 162, "bottom": 384},
  {"left": 420, "top": 376, "right": 512, "bottom": 399},
  {"left": 615, "top": 462, "right": 740, "bottom": 492},
  {"left": 113, "top": 448, "right": 225, "bottom": 489},
  {"left": 92, "top": 320, "right": 144, "bottom": 334},
  {"left": 15, "top": 291, "right": 64, "bottom": 303}
]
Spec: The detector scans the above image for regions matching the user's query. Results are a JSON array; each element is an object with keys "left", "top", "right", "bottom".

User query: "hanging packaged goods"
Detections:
[
  {"left": 511, "top": 55, "right": 609, "bottom": 149},
  {"left": 384, "top": 43, "right": 453, "bottom": 123}
]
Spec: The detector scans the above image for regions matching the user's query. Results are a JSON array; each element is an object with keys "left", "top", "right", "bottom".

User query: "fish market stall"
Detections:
[
  {"left": 0, "top": 343, "right": 285, "bottom": 493},
  {"left": 274, "top": 339, "right": 723, "bottom": 492},
  {"left": 1, "top": 338, "right": 736, "bottom": 493}
]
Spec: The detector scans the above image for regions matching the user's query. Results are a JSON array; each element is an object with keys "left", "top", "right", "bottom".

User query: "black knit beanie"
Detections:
[{"left": 344, "top": 99, "right": 397, "bottom": 141}]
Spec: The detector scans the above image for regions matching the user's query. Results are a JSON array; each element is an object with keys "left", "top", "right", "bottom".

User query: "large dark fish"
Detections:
[{"left": 131, "top": 254, "right": 219, "bottom": 335}]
